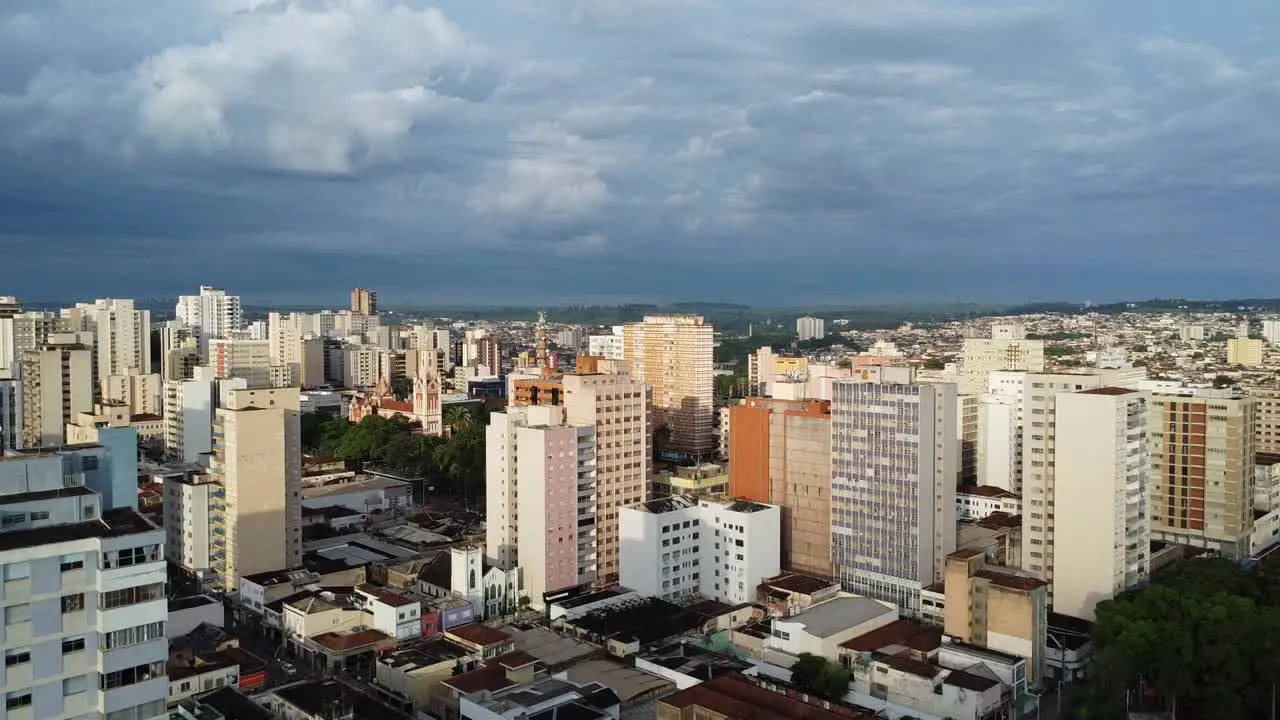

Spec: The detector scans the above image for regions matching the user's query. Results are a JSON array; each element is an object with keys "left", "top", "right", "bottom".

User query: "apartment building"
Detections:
[
  {"left": 0, "top": 296, "right": 18, "bottom": 378},
  {"left": 942, "top": 549, "right": 1049, "bottom": 684},
  {"left": 728, "top": 397, "right": 833, "bottom": 578},
  {"left": 102, "top": 371, "right": 161, "bottom": 417},
  {"left": 20, "top": 343, "right": 94, "bottom": 448},
  {"left": 351, "top": 288, "right": 378, "bottom": 316},
  {"left": 63, "top": 299, "right": 152, "bottom": 396},
  {"left": 176, "top": 286, "right": 243, "bottom": 342},
  {"left": 1149, "top": 389, "right": 1255, "bottom": 559},
  {"left": 796, "top": 316, "right": 825, "bottom": 341},
  {"left": 0, "top": 448, "right": 168, "bottom": 720},
  {"left": 960, "top": 323, "right": 1045, "bottom": 396},
  {"left": 830, "top": 380, "right": 958, "bottom": 616},
  {"left": 587, "top": 326, "right": 625, "bottom": 361},
  {"left": 1053, "top": 388, "right": 1150, "bottom": 619},
  {"left": 163, "top": 471, "right": 217, "bottom": 582},
  {"left": 619, "top": 495, "right": 781, "bottom": 605},
  {"left": 461, "top": 329, "right": 500, "bottom": 373},
  {"left": 978, "top": 373, "right": 1022, "bottom": 492},
  {"left": 623, "top": 315, "right": 715, "bottom": 460},
  {"left": 483, "top": 405, "right": 596, "bottom": 607},
  {"left": 1019, "top": 369, "right": 1146, "bottom": 591},
  {"left": 1, "top": 378, "right": 21, "bottom": 454},
  {"left": 1244, "top": 385, "right": 1280, "bottom": 454},
  {"left": 209, "top": 387, "right": 303, "bottom": 591},
  {"left": 562, "top": 371, "right": 648, "bottom": 583},
  {"left": 1227, "top": 338, "right": 1265, "bottom": 367},
  {"left": 746, "top": 346, "right": 809, "bottom": 398}
]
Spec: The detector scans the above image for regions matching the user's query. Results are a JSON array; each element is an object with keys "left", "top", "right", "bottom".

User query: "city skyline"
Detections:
[{"left": 4, "top": 0, "right": 1280, "bottom": 303}]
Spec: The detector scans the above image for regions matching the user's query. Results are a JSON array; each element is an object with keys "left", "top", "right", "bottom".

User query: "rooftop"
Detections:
[
  {"left": 185, "top": 687, "right": 273, "bottom": 720},
  {"left": 356, "top": 583, "right": 416, "bottom": 607},
  {"left": 379, "top": 638, "right": 473, "bottom": 673},
  {"left": 508, "top": 627, "right": 600, "bottom": 670},
  {"left": 564, "top": 596, "right": 705, "bottom": 646},
  {"left": 839, "top": 619, "right": 941, "bottom": 654},
  {"left": 312, "top": 629, "right": 392, "bottom": 653},
  {"left": 880, "top": 653, "right": 942, "bottom": 680},
  {"left": 975, "top": 511, "right": 1023, "bottom": 530},
  {"left": 241, "top": 566, "right": 316, "bottom": 587},
  {"left": 781, "top": 596, "right": 895, "bottom": 638},
  {"left": 168, "top": 595, "right": 220, "bottom": 613},
  {"left": 1079, "top": 386, "right": 1139, "bottom": 396},
  {"left": 0, "top": 508, "right": 157, "bottom": 553},
  {"left": 448, "top": 623, "right": 513, "bottom": 648},
  {"left": 761, "top": 573, "right": 837, "bottom": 596},
  {"left": 561, "top": 659, "right": 674, "bottom": 704},
  {"left": 467, "top": 678, "right": 620, "bottom": 720},
  {"left": 273, "top": 679, "right": 413, "bottom": 720},
  {"left": 0, "top": 485, "right": 97, "bottom": 506},
  {"left": 958, "top": 484, "right": 1018, "bottom": 499},
  {"left": 659, "top": 674, "right": 872, "bottom": 720},
  {"left": 641, "top": 642, "right": 753, "bottom": 681},
  {"left": 975, "top": 569, "right": 1048, "bottom": 593},
  {"left": 944, "top": 668, "right": 1002, "bottom": 692}
]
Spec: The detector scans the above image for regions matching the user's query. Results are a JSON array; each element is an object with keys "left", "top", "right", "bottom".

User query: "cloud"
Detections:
[{"left": 3, "top": 0, "right": 1280, "bottom": 304}]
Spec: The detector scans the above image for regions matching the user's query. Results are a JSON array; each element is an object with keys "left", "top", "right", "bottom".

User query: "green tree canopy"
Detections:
[{"left": 790, "top": 653, "right": 852, "bottom": 700}]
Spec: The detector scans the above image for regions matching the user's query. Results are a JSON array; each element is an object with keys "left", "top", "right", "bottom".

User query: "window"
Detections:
[
  {"left": 104, "top": 546, "right": 159, "bottom": 569},
  {"left": 62, "top": 637, "right": 86, "bottom": 654},
  {"left": 0, "top": 513, "right": 25, "bottom": 527},
  {"left": 30, "top": 511, "right": 50, "bottom": 521},
  {"left": 63, "top": 676, "right": 88, "bottom": 696},
  {"left": 101, "top": 661, "right": 166, "bottom": 690},
  {"left": 5, "top": 604, "right": 30, "bottom": 625},
  {"left": 6, "top": 693, "right": 32, "bottom": 710},
  {"left": 62, "top": 593, "right": 85, "bottom": 613},
  {"left": 60, "top": 554, "right": 84, "bottom": 572},
  {"left": 4, "top": 649, "right": 30, "bottom": 666},
  {"left": 101, "top": 583, "right": 164, "bottom": 610},
  {"left": 3, "top": 562, "right": 29, "bottom": 581},
  {"left": 102, "top": 621, "right": 166, "bottom": 650}
]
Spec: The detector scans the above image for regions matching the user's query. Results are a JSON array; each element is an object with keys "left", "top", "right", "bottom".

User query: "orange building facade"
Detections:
[{"left": 728, "top": 397, "right": 833, "bottom": 578}]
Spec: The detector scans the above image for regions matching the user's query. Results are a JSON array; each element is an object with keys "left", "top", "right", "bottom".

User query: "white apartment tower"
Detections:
[
  {"left": 978, "top": 371, "right": 1028, "bottom": 492},
  {"left": 587, "top": 327, "right": 625, "bottom": 361},
  {"left": 1052, "top": 388, "right": 1150, "bottom": 620},
  {"left": 1019, "top": 369, "right": 1146, "bottom": 591},
  {"left": 830, "top": 380, "right": 958, "bottom": 616},
  {"left": 63, "top": 299, "right": 152, "bottom": 396},
  {"left": 0, "top": 296, "right": 19, "bottom": 378},
  {"left": 960, "top": 323, "right": 1045, "bottom": 395},
  {"left": 484, "top": 405, "right": 598, "bottom": 607},
  {"left": 796, "top": 316, "right": 825, "bottom": 341},
  {"left": 175, "top": 286, "right": 242, "bottom": 342},
  {"left": 0, "top": 378, "right": 20, "bottom": 453},
  {"left": 619, "top": 496, "right": 781, "bottom": 605},
  {"left": 0, "top": 448, "right": 168, "bottom": 720}
]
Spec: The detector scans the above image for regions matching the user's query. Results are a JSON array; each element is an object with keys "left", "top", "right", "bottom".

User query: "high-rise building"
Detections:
[
  {"left": 1053, "top": 388, "right": 1150, "bottom": 620},
  {"left": 20, "top": 342, "right": 94, "bottom": 448},
  {"left": 587, "top": 326, "right": 625, "bottom": 361},
  {"left": 10, "top": 311, "right": 68, "bottom": 358},
  {"left": 831, "top": 380, "right": 958, "bottom": 616},
  {"left": 960, "top": 323, "right": 1045, "bottom": 396},
  {"left": 624, "top": 315, "right": 715, "bottom": 460},
  {"left": 164, "top": 368, "right": 244, "bottom": 464},
  {"left": 619, "top": 496, "right": 781, "bottom": 605},
  {"left": 1148, "top": 389, "right": 1256, "bottom": 559},
  {"left": 351, "top": 288, "right": 378, "bottom": 315},
  {"left": 484, "top": 405, "right": 597, "bottom": 607},
  {"left": 0, "top": 377, "right": 21, "bottom": 453},
  {"left": 943, "top": 550, "right": 1049, "bottom": 684},
  {"left": 1019, "top": 369, "right": 1147, "bottom": 590},
  {"left": 208, "top": 338, "right": 292, "bottom": 389},
  {"left": 1262, "top": 320, "right": 1280, "bottom": 345},
  {"left": 0, "top": 295, "right": 19, "bottom": 378},
  {"left": 0, "top": 446, "right": 168, "bottom": 720},
  {"left": 1244, "top": 385, "right": 1280, "bottom": 454},
  {"left": 176, "top": 286, "right": 243, "bottom": 342},
  {"left": 102, "top": 371, "right": 162, "bottom": 417},
  {"left": 1227, "top": 338, "right": 1265, "bottom": 367},
  {"left": 163, "top": 470, "right": 219, "bottom": 582},
  {"left": 461, "top": 329, "right": 501, "bottom": 373},
  {"left": 159, "top": 321, "right": 200, "bottom": 382},
  {"left": 728, "top": 397, "right": 833, "bottom": 578},
  {"left": 209, "top": 386, "right": 303, "bottom": 591},
  {"left": 562, "top": 370, "right": 649, "bottom": 582},
  {"left": 63, "top": 299, "right": 152, "bottom": 395},
  {"left": 977, "top": 371, "right": 1028, "bottom": 492},
  {"left": 796, "top": 316, "right": 825, "bottom": 341}
]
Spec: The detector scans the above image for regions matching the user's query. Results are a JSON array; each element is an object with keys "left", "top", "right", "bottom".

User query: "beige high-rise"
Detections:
[
  {"left": 20, "top": 343, "right": 93, "bottom": 447},
  {"left": 960, "top": 323, "right": 1045, "bottom": 395},
  {"left": 1148, "top": 389, "right": 1255, "bottom": 559},
  {"left": 623, "top": 315, "right": 714, "bottom": 459},
  {"left": 210, "top": 386, "right": 302, "bottom": 590},
  {"left": 562, "top": 371, "right": 649, "bottom": 582},
  {"left": 351, "top": 288, "right": 378, "bottom": 315},
  {"left": 1244, "top": 385, "right": 1280, "bottom": 454}
]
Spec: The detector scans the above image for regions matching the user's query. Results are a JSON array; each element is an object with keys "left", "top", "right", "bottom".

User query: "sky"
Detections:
[{"left": 3, "top": 0, "right": 1280, "bottom": 307}]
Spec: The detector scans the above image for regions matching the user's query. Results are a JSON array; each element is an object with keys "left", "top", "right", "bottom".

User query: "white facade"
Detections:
[
  {"left": 1264, "top": 320, "right": 1280, "bottom": 345},
  {"left": 586, "top": 327, "right": 625, "bottom": 360},
  {"left": 960, "top": 323, "right": 1045, "bottom": 395},
  {"left": 831, "top": 381, "right": 957, "bottom": 617},
  {"left": 175, "top": 286, "right": 242, "bottom": 343},
  {"left": 978, "top": 392, "right": 1020, "bottom": 492},
  {"left": 342, "top": 345, "right": 385, "bottom": 389},
  {"left": 619, "top": 495, "right": 781, "bottom": 606},
  {"left": 1, "top": 450, "right": 168, "bottom": 720},
  {"left": 162, "top": 474, "right": 216, "bottom": 579},
  {"left": 0, "top": 298, "right": 17, "bottom": 379},
  {"left": 1053, "top": 389, "right": 1150, "bottom": 620},
  {"left": 796, "top": 316, "right": 825, "bottom": 341},
  {"left": 1019, "top": 369, "right": 1146, "bottom": 590},
  {"left": 0, "top": 378, "right": 20, "bottom": 454},
  {"left": 64, "top": 299, "right": 152, "bottom": 395}
]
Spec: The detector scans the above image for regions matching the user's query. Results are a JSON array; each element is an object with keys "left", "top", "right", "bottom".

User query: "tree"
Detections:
[
  {"left": 1213, "top": 374, "right": 1236, "bottom": 389},
  {"left": 789, "top": 653, "right": 851, "bottom": 700},
  {"left": 390, "top": 377, "right": 413, "bottom": 402},
  {"left": 922, "top": 358, "right": 946, "bottom": 370}
]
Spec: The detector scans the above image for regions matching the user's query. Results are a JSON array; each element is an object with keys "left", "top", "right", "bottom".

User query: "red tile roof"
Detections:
[
  {"left": 442, "top": 665, "right": 513, "bottom": 695},
  {"left": 312, "top": 629, "right": 391, "bottom": 653},
  {"left": 660, "top": 675, "right": 872, "bottom": 719},
  {"left": 447, "top": 623, "right": 512, "bottom": 648},
  {"left": 839, "top": 619, "right": 941, "bottom": 654},
  {"left": 357, "top": 584, "right": 416, "bottom": 608}
]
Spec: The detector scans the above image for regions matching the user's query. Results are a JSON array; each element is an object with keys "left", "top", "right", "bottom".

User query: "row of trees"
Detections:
[
  {"left": 1074, "top": 558, "right": 1280, "bottom": 718},
  {"left": 301, "top": 406, "right": 488, "bottom": 499}
]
